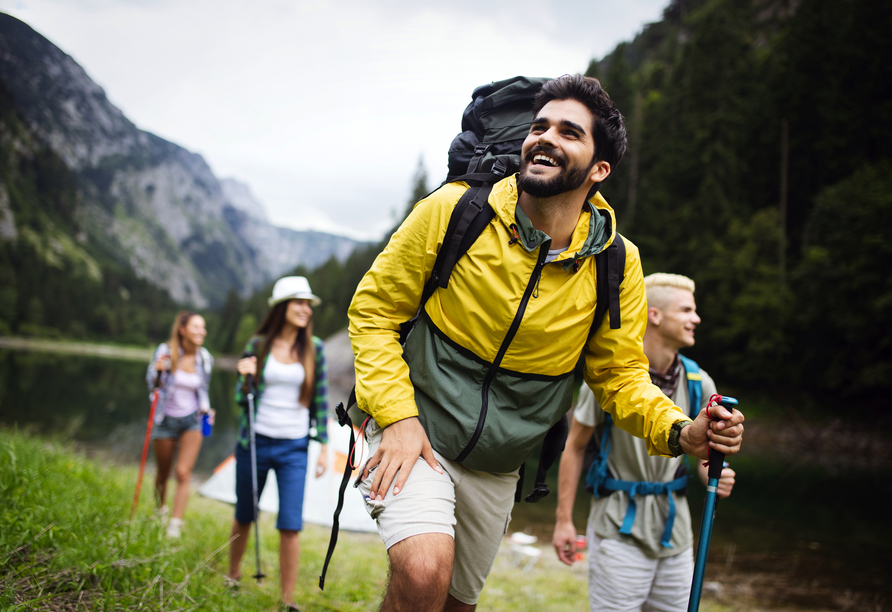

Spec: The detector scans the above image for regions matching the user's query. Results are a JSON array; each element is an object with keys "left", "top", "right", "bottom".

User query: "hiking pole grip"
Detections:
[
  {"left": 242, "top": 350, "right": 256, "bottom": 394},
  {"left": 706, "top": 396, "right": 737, "bottom": 478}
]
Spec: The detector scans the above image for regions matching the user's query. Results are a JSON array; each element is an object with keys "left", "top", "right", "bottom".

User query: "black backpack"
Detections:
[{"left": 319, "top": 76, "right": 626, "bottom": 588}]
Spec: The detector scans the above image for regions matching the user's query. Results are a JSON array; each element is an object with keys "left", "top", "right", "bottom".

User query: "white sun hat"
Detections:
[{"left": 268, "top": 276, "right": 322, "bottom": 307}]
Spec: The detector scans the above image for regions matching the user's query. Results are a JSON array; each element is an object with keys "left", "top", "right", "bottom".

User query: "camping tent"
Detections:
[{"left": 198, "top": 423, "right": 376, "bottom": 533}]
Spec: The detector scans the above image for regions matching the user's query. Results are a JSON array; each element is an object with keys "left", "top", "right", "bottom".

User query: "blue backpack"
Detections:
[{"left": 583, "top": 355, "right": 702, "bottom": 548}]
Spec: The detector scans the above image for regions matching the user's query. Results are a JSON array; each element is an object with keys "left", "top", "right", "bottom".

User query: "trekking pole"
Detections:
[
  {"left": 688, "top": 395, "right": 738, "bottom": 612},
  {"left": 244, "top": 351, "right": 267, "bottom": 585},
  {"left": 131, "top": 369, "right": 164, "bottom": 520}
]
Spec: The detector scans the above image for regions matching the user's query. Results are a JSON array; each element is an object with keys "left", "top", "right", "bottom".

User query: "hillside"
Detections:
[
  {"left": 0, "top": 12, "right": 364, "bottom": 315},
  {"left": 585, "top": 0, "right": 892, "bottom": 406}
]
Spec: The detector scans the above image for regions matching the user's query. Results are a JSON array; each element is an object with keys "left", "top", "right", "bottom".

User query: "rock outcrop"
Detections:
[{"left": 0, "top": 12, "right": 364, "bottom": 307}]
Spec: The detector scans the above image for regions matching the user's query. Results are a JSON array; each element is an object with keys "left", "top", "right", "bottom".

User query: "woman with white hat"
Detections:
[{"left": 226, "top": 276, "right": 328, "bottom": 610}]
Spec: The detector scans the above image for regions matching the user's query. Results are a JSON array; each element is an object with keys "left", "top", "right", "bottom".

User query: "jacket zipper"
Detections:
[{"left": 454, "top": 242, "right": 550, "bottom": 463}]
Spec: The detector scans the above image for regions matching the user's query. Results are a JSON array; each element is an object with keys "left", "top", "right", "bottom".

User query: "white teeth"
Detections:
[{"left": 533, "top": 154, "right": 558, "bottom": 166}]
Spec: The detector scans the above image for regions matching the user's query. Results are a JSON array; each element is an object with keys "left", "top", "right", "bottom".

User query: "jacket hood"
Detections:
[{"left": 488, "top": 175, "right": 616, "bottom": 268}]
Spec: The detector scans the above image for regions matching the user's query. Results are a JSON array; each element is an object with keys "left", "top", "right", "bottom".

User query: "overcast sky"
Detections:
[{"left": 2, "top": 0, "right": 669, "bottom": 240}]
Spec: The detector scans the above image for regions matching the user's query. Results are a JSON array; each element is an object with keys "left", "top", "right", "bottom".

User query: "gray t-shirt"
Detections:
[{"left": 576, "top": 360, "right": 717, "bottom": 557}]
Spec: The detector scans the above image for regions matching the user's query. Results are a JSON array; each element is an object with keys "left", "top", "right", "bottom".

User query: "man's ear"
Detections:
[
  {"left": 590, "top": 160, "right": 610, "bottom": 183},
  {"left": 647, "top": 307, "right": 662, "bottom": 326}
]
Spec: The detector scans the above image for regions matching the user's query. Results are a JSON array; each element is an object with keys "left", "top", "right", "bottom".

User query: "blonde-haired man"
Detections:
[{"left": 553, "top": 272, "right": 737, "bottom": 612}]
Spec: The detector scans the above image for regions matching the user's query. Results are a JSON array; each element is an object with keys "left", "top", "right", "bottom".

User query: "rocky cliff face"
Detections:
[
  {"left": 220, "top": 178, "right": 359, "bottom": 279},
  {"left": 0, "top": 13, "right": 363, "bottom": 307}
]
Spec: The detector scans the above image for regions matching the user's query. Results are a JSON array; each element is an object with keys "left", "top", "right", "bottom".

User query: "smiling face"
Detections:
[
  {"left": 518, "top": 99, "right": 609, "bottom": 198},
  {"left": 652, "top": 288, "right": 701, "bottom": 350},
  {"left": 179, "top": 315, "right": 207, "bottom": 348},
  {"left": 285, "top": 299, "right": 313, "bottom": 330}
]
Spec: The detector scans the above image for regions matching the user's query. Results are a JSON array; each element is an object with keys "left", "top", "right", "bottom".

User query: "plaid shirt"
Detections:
[{"left": 235, "top": 335, "right": 329, "bottom": 448}]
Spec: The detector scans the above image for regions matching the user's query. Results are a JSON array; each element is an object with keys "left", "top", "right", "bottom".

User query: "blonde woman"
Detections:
[
  {"left": 146, "top": 311, "right": 214, "bottom": 538},
  {"left": 226, "top": 276, "right": 328, "bottom": 610}
]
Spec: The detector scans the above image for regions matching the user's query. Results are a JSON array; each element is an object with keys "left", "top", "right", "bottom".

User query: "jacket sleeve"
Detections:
[
  {"left": 311, "top": 336, "right": 329, "bottom": 444},
  {"left": 198, "top": 349, "right": 213, "bottom": 411},
  {"left": 347, "top": 184, "right": 462, "bottom": 427},
  {"left": 582, "top": 239, "right": 691, "bottom": 457},
  {"left": 146, "top": 343, "right": 169, "bottom": 393},
  {"left": 234, "top": 338, "right": 257, "bottom": 411}
]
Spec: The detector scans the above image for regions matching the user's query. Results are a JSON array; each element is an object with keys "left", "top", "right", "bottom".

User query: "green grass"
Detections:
[
  {"left": 0, "top": 428, "right": 390, "bottom": 611},
  {"left": 0, "top": 429, "right": 786, "bottom": 611}
]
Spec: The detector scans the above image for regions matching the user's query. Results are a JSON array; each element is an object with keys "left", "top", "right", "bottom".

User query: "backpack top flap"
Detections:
[{"left": 446, "top": 76, "right": 551, "bottom": 182}]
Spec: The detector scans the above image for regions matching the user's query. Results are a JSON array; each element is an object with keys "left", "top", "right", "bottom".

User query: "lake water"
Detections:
[{"left": 1, "top": 348, "right": 889, "bottom": 610}]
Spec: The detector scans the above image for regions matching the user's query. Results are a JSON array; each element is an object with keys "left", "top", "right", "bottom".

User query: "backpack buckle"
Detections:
[
  {"left": 491, "top": 159, "right": 507, "bottom": 177},
  {"left": 335, "top": 402, "right": 351, "bottom": 427},
  {"left": 524, "top": 484, "right": 551, "bottom": 503}
]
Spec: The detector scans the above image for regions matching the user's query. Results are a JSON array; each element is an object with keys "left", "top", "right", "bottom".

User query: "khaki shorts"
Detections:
[
  {"left": 356, "top": 419, "right": 518, "bottom": 604},
  {"left": 586, "top": 529, "right": 694, "bottom": 612}
]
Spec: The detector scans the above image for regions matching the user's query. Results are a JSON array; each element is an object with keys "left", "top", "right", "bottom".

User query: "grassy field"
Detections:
[{"left": 0, "top": 429, "right": 794, "bottom": 612}]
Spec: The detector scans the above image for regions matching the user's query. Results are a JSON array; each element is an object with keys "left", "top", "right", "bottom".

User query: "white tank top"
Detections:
[
  {"left": 254, "top": 354, "right": 309, "bottom": 439},
  {"left": 165, "top": 369, "right": 201, "bottom": 417}
]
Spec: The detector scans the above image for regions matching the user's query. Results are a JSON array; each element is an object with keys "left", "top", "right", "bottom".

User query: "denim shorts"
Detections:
[
  {"left": 235, "top": 434, "right": 308, "bottom": 531},
  {"left": 151, "top": 412, "right": 201, "bottom": 440}
]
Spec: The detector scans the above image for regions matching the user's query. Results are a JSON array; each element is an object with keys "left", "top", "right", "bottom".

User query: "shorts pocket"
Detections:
[{"left": 355, "top": 464, "right": 386, "bottom": 519}]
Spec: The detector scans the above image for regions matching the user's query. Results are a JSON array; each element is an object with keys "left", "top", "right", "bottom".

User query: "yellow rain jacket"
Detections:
[{"left": 348, "top": 176, "right": 691, "bottom": 473}]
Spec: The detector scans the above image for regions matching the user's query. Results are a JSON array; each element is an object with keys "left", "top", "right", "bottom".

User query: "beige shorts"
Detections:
[
  {"left": 586, "top": 529, "right": 694, "bottom": 612},
  {"left": 356, "top": 419, "right": 519, "bottom": 604}
]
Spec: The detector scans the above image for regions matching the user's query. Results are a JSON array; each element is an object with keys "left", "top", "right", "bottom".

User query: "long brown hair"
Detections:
[
  {"left": 253, "top": 300, "right": 316, "bottom": 406},
  {"left": 167, "top": 310, "right": 198, "bottom": 373}
]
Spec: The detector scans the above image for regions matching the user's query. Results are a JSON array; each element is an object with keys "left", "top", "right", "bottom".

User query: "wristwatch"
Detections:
[{"left": 668, "top": 420, "right": 692, "bottom": 457}]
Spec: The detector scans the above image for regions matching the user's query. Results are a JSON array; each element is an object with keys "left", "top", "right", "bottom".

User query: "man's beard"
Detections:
[{"left": 518, "top": 147, "right": 595, "bottom": 198}]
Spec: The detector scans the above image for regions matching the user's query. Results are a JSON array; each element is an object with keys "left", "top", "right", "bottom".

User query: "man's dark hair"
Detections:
[{"left": 532, "top": 74, "right": 628, "bottom": 173}]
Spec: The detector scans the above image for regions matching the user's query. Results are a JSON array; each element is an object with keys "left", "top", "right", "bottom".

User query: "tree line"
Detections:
[
  {"left": 213, "top": 0, "right": 891, "bottom": 416},
  {"left": 584, "top": 0, "right": 890, "bottom": 414},
  {"left": 5, "top": 0, "right": 888, "bottom": 417}
]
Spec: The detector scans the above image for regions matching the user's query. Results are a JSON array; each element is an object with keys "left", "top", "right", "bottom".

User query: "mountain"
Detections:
[
  {"left": 0, "top": 12, "right": 365, "bottom": 309},
  {"left": 219, "top": 178, "right": 359, "bottom": 280}
]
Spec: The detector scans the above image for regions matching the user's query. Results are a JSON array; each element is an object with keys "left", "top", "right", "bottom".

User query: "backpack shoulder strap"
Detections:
[
  {"left": 403, "top": 184, "right": 495, "bottom": 342},
  {"left": 432, "top": 183, "right": 496, "bottom": 291},
  {"left": 678, "top": 354, "right": 703, "bottom": 418},
  {"left": 584, "top": 413, "right": 614, "bottom": 497},
  {"left": 524, "top": 413, "right": 569, "bottom": 503},
  {"left": 589, "top": 233, "right": 627, "bottom": 338}
]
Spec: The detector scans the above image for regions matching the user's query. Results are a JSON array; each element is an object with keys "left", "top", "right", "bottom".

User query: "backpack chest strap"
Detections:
[{"left": 602, "top": 475, "right": 688, "bottom": 548}]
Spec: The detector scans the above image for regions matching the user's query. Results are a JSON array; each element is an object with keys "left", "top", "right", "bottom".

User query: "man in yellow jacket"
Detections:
[{"left": 348, "top": 74, "right": 745, "bottom": 612}]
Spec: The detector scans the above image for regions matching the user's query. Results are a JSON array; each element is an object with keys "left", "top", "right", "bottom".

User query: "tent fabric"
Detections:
[{"left": 198, "top": 424, "right": 376, "bottom": 533}]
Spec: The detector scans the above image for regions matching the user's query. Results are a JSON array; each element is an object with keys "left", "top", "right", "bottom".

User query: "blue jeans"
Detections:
[{"left": 235, "top": 434, "right": 308, "bottom": 531}]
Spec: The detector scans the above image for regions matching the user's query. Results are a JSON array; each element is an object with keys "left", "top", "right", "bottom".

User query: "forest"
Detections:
[
  {"left": 581, "top": 0, "right": 891, "bottom": 412},
  {"left": 218, "top": 0, "right": 890, "bottom": 415},
  {"left": 4, "top": 0, "right": 890, "bottom": 416}
]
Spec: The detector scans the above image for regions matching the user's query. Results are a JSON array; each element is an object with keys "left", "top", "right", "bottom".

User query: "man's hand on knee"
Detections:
[{"left": 364, "top": 417, "right": 443, "bottom": 500}]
